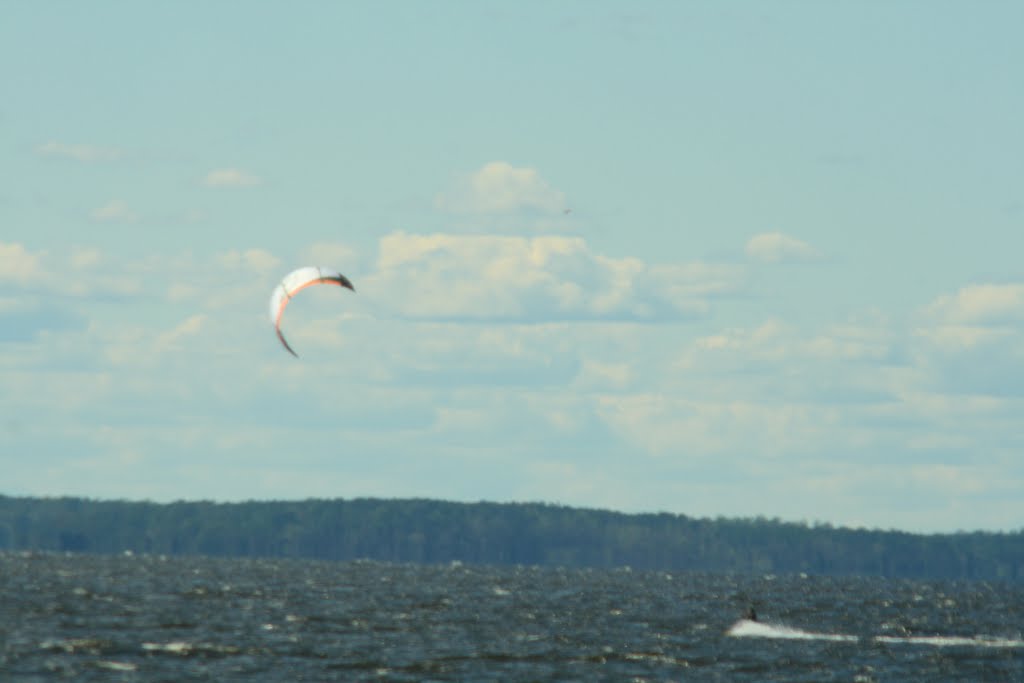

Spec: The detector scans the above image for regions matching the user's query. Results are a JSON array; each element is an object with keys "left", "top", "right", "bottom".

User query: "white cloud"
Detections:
[
  {"left": 204, "top": 168, "right": 262, "bottom": 187},
  {"left": 70, "top": 247, "right": 103, "bottom": 269},
  {"left": 91, "top": 200, "right": 139, "bottom": 223},
  {"left": 913, "top": 332, "right": 1024, "bottom": 398},
  {"left": 367, "top": 232, "right": 736, "bottom": 321},
  {"left": 218, "top": 248, "right": 280, "bottom": 273},
  {"left": 59, "top": 247, "right": 143, "bottom": 297},
  {"left": 909, "top": 283, "right": 1024, "bottom": 396},
  {"left": 148, "top": 251, "right": 275, "bottom": 310},
  {"left": 36, "top": 141, "right": 123, "bottom": 162},
  {"left": 0, "top": 243, "right": 44, "bottom": 284},
  {"left": 435, "top": 161, "right": 566, "bottom": 214},
  {"left": 689, "top": 317, "right": 897, "bottom": 366},
  {"left": 746, "top": 232, "right": 821, "bottom": 263},
  {"left": 594, "top": 393, "right": 842, "bottom": 458},
  {"left": 573, "top": 359, "right": 632, "bottom": 390},
  {"left": 924, "top": 283, "right": 1024, "bottom": 325},
  {"left": 156, "top": 314, "right": 207, "bottom": 352},
  {"left": 0, "top": 246, "right": 134, "bottom": 299},
  {"left": 691, "top": 319, "right": 789, "bottom": 356},
  {"left": 805, "top": 319, "right": 900, "bottom": 363}
]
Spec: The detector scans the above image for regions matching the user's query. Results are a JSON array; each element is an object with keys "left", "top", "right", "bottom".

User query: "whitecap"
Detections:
[
  {"left": 727, "top": 619, "right": 858, "bottom": 642},
  {"left": 94, "top": 661, "right": 137, "bottom": 672},
  {"left": 142, "top": 641, "right": 192, "bottom": 655}
]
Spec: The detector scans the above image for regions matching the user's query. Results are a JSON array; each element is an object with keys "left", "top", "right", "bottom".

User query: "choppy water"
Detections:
[{"left": 1, "top": 551, "right": 1021, "bottom": 681}]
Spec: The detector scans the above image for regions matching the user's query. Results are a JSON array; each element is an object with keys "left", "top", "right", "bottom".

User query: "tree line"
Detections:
[{"left": 1, "top": 495, "right": 1021, "bottom": 580}]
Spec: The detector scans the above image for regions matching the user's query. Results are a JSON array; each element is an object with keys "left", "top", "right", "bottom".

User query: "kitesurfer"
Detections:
[{"left": 745, "top": 606, "right": 758, "bottom": 622}]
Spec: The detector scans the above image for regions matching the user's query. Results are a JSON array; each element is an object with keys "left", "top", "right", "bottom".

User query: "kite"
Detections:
[{"left": 269, "top": 266, "right": 354, "bottom": 357}]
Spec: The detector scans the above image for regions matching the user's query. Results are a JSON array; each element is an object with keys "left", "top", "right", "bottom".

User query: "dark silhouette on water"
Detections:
[{"left": 745, "top": 606, "right": 758, "bottom": 622}]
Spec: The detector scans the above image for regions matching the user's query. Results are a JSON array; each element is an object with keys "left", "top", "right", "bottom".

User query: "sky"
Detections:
[{"left": 2, "top": 2, "right": 1023, "bottom": 533}]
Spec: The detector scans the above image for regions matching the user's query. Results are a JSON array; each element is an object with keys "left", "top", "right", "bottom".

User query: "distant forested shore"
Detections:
[{"left": 1, "top": 495, "right": 1021, "bottom": 580}]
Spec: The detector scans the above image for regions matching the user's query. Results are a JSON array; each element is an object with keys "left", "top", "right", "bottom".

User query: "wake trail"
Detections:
[{"left": 727, "top": 619, "right": 1024, "bottom": 648}]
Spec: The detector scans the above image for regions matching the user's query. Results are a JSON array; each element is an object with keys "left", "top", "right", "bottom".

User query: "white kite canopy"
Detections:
[{"left": 269, "top": 266, "right": 355, "bottom": 357}]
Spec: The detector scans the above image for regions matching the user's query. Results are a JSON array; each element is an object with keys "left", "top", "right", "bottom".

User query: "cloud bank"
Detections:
[
  {"left": 366, "top": 232, "right": 740, "bottom": 322},
  {"left": 2, "top": 233, "right": 1022, "bottom": 532}
]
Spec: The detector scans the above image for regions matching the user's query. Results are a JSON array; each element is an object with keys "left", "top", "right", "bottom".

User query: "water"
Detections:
[{"left": 1, "top": 551, "right": 1021, "bottom": 681}]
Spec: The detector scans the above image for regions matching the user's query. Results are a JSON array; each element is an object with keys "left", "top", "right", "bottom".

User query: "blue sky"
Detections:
[{"left": 3, "top": 3, "right": 1023, "bottom": 532}]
